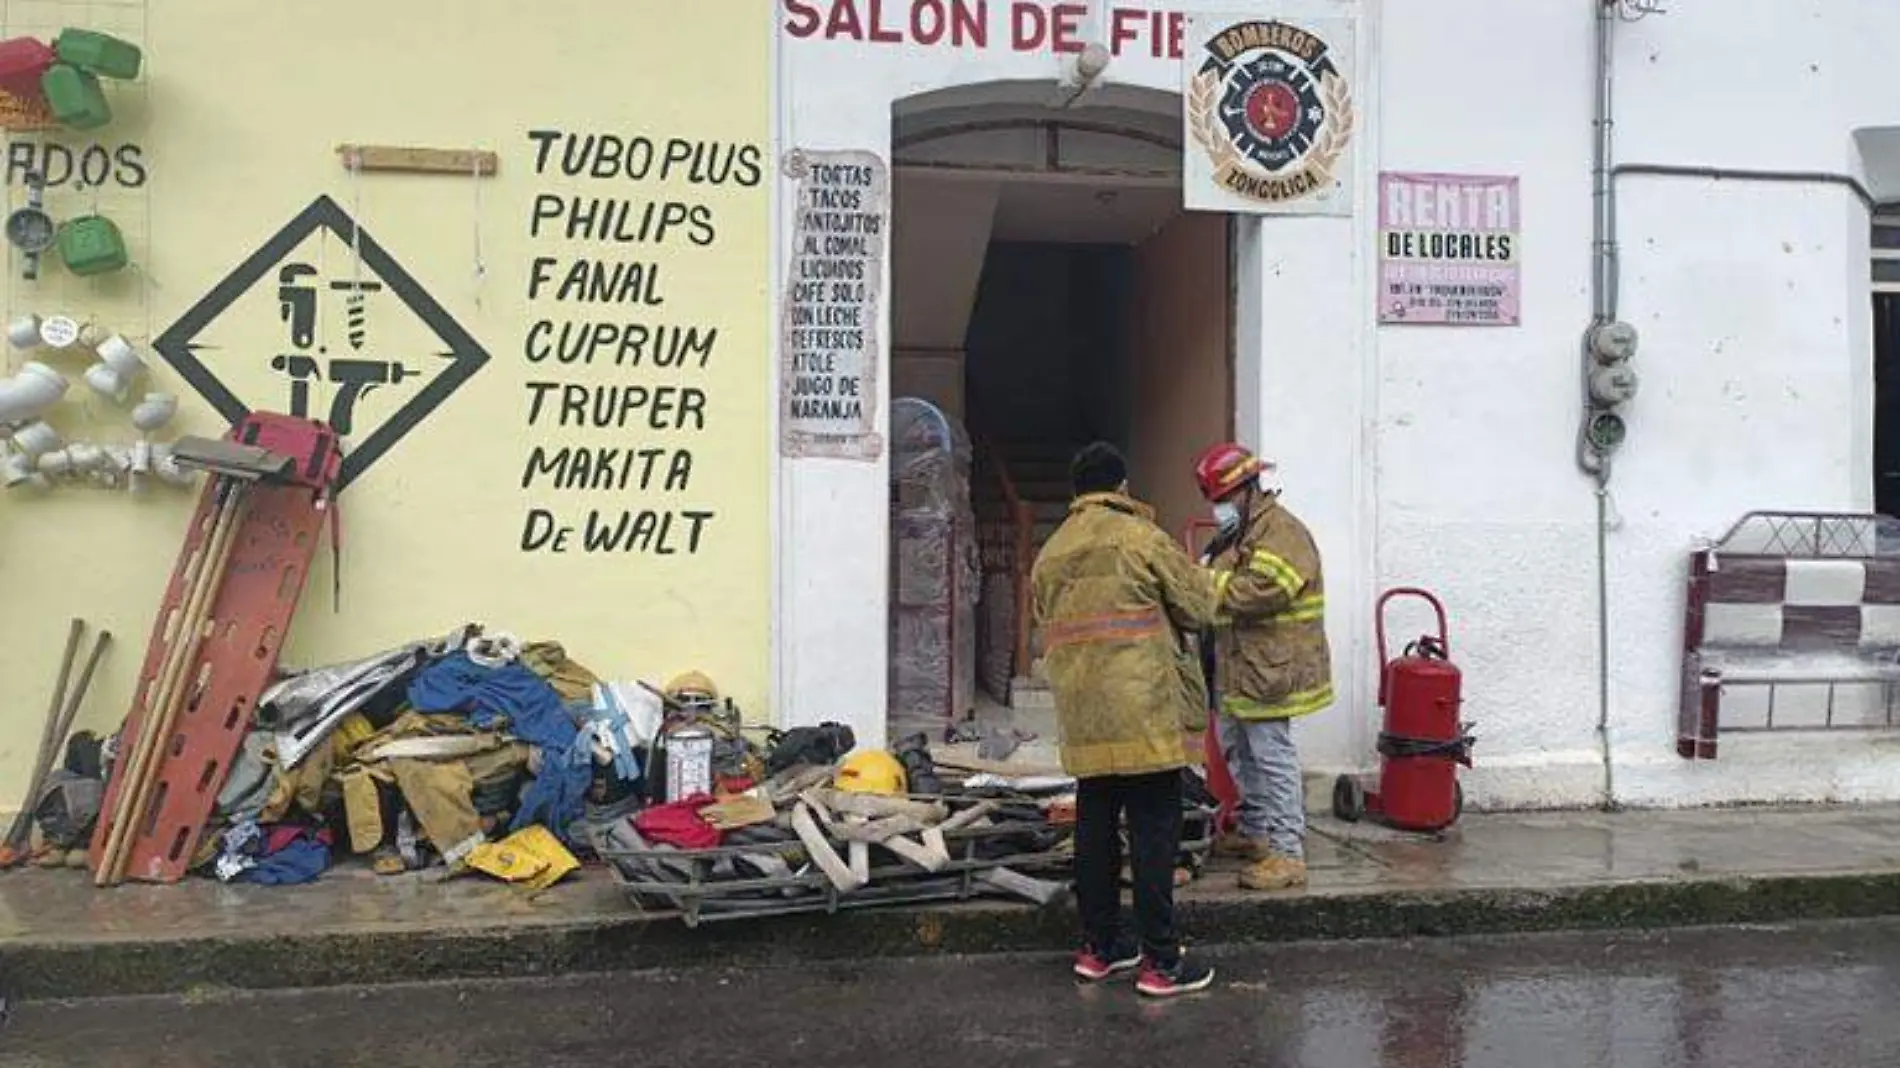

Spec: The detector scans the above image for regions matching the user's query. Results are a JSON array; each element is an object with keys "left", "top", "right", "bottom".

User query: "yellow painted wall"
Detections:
[{"left": 0, "top": 1, "right": 772, "bottom": 799}]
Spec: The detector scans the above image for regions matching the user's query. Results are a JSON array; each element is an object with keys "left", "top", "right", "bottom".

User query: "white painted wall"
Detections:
[
  {"left": 777, "top": 0, "right": 1900, "bottom": 808},
  {"left": 1375, "top": 0, "right": 1599, "bottom": 805},
  {"left": 1377, "top": 0, "right": 1900, "bottom": 808}
]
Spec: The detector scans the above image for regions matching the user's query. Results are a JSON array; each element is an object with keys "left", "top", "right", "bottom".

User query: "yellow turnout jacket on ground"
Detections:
[{"left": 1031, "top": 492, "right": 1219, "bottom": 778}]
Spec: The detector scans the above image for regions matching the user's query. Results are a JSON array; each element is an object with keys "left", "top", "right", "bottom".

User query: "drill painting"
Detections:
[{"left": 152, "top": 195, "right": 492, "bottom": 490}]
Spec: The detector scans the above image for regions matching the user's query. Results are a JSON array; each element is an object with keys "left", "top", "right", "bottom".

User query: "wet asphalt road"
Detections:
[{"left": 6, "top": 919, "right": 1900, "bottom": 1067}]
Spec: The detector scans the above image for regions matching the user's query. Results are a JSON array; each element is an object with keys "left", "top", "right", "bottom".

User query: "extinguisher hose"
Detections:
[{"left": 1378, "top": 730, "right": 1477, "bottom": 766}]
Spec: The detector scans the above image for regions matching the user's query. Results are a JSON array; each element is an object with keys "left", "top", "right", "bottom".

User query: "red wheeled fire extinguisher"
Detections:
[{"left": 1332, "top": 587, "right": 1475, "bottom": 832}]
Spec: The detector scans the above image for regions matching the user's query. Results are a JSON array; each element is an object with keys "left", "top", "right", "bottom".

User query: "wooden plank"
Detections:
[{"left": 336, "top": 144, "right": 498, "bottom": 177}]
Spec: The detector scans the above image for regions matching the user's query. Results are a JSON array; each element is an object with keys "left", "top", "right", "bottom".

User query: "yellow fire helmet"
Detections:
[
  {"left": 664, "top": 670, "right": 720, "bottom": 707},
  {"left": 833, "top": 749, "right": 907, "bottom": 796}
]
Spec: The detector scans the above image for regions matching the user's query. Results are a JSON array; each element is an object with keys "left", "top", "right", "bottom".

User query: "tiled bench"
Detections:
[{"left": 1679, "top": 512, "right": 1900, "bottom": 759}]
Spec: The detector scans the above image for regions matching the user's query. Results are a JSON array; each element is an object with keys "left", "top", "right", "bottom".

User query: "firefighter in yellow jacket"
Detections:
[
  {"left": 1193, "top": 442, "right": 1333, "bottom": 892},
  {"left": 1031, "top": 442, "right": 1218, "bottom": 997}
]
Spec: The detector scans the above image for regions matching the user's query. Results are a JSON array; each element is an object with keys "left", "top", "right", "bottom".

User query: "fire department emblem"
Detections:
[{"left": 1189, "top": 19, "right": 1355, "bottom": 206}]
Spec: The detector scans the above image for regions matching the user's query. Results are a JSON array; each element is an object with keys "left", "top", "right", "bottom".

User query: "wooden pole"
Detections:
[
  {"left": 1, "top": 629, "right": 113, "bottom": 865},
  {"left": 37, "top": 619, "right": 84, "bottom": 768},
  {"left": 0, "top": 619, "right": 84, "bottom": 861},
  {"left": 47, "top": 630, "right": 110, "bottom": 768},
  {"left": 96, "top": 482, "right": 246, "bottom": 885}
]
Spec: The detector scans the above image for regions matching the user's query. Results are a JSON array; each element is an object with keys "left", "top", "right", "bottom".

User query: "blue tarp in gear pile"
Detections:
[
  {"left": 240, "top": 833, "right": 332, "bottom": 885},
  {"left": 407, "top": 652, "right": 591, "bottom": 838},
  {"left": 219, "top": 821, "right": 334, "bottom": 886}
]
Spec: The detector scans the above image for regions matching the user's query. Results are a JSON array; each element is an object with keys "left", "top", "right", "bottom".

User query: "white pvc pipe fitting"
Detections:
[
  {"left": 84, "top": 363, "right": 130, "bottom": 401},
  {"left": 85, "top": 335, "right": 145, "bottom": 402},
  {"left": 97, "top": 334, "right": 142, "bottom": 376},
  {"left": 96, "top": 445, "right": 131, "bottom": 487},
  {"left": 149, "top": 443, "right": 194, "bottom": 487},
  {"left": 65, "top": 442, "right": 105, "bottom": 472},
  {"left": 7, "top": 314, "right": 41, "bottom": 350},
  {"left": 0, "top": 361, "right": 69, "bottom": 422},
  {"left": 10, "top": 419, "right": 59, "bottom": 456},
  {"left": 1, "top": 448, "right": 36, "bottom": 487},
  {"left": 130, "top": 391, "right": 177, "bottom": 433}
]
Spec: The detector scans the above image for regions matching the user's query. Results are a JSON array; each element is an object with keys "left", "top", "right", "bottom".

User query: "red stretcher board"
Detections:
[{"left": 90, "top": 413, "right": 340, "bottom": 883}]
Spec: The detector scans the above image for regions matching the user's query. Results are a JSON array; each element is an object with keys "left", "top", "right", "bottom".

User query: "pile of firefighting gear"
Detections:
[
  {"left": 35, "top": 621, "right": 1214, "bottom": 912},
  {"left": 599, "top": 736, "right": 1221, "bottom": 927},
  {"left": 35, "top": 622, "right": 807, "bottom": 888},
  {"left": 601, "top": 745, "right": 1077, "bottom": 924},
  {"left": 191, "top": 624, "right": 629, "bottom": 883}
]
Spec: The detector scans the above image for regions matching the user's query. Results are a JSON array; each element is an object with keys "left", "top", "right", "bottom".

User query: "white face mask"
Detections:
[{"left": 1213, "top": 501, "right": 1242, "bottom": 532}]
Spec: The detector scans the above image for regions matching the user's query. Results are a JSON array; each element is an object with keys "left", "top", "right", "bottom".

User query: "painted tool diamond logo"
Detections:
[{"left": 153, "top": 195, "right": 490, "bottom": 491}]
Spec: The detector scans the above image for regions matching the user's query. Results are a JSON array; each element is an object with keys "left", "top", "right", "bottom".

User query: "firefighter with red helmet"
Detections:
[{"left": 1192, "top": 442, "right": 1333, "bottom": 891}]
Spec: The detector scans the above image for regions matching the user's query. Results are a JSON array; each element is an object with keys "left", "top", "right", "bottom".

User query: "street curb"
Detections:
[{"left": 5, "top": 870, "right": 1900, "bottom": 999}]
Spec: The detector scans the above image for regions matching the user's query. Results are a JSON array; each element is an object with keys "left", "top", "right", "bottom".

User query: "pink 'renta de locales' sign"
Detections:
[{"left": 1378, "top": 172, "right": 1521, "bottom": 326}]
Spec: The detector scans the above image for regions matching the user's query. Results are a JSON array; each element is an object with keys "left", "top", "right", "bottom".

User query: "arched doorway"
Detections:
[{"left": 887, "top": 80, "right": 1236, "bottom": 727}]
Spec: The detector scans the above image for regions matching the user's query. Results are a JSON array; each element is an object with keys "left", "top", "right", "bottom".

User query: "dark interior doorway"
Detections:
[
  {"left": 963, "top": 241, "right": 1135, "bottom": 457},
  {"left": 885, "top": 92, "right": 1232, "bottom": 716},
  {"left": 1876, "top": 293, "right": 1900, "bottom": 516}
]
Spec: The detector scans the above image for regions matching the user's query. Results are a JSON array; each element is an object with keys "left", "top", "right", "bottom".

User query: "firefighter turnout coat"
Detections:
[
  {"left": 1207, "top": 494, "right": 1334, "bottom": 720},
  {"left": 1030, "top": 492, "right": 1219, "bottom": 778}
]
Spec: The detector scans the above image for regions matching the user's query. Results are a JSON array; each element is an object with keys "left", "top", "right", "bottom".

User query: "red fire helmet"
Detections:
[{"left": 1193, "top": 442, "right": 1269, "bottom": 502}]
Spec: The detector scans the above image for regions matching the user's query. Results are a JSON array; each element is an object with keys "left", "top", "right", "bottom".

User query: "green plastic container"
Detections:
[
  {"left": 53, "top": 29, "right": 141, "bottom": 80},
  {"left": 40, "top": 64, "right": 109, "bottom": 129},
  {"left": 57, "top": 215, "right": 128, "bottom": 276}
]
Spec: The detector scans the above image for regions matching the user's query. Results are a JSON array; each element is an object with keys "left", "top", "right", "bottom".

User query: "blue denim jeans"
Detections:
[{"left": 1217, "top": 715, "right": 1305, "bottom": 858}]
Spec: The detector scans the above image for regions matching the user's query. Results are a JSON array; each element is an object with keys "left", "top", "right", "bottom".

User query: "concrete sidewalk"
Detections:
[{"left": 4, "top": 805, "right": 1900, "bottom": 998}]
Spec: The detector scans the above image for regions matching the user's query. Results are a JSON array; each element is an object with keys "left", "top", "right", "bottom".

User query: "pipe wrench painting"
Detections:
[{"left": 154, "top": 195, "right": 492, "bottom": 491}]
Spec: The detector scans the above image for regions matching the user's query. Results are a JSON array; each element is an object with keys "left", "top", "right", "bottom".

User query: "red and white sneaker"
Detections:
[
  {"left": 1135, "top": 955, "right": 1215, "bottom": 998},
  {"left": 1073, "top": 939, "right": 1142, "bottom": 981}
]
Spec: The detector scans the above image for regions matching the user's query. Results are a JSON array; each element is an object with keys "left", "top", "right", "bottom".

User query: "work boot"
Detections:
[
  {"left": 1238, "top": 854, "right": 1308, "bottom": 891},
  {"left": 1213, "top": 832, "right": 1271, "bottom": 861}
]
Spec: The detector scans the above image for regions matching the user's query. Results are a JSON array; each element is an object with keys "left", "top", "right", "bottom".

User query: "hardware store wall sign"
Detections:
[
  {"left": 517, "top": 128, "right": 768, "bottom": 553},
  {"left": 0, "top": 0, "right": 779, "bottom": 761},
  {"left": 1182, "top": 13, "right": 1357, "bottom": 217}
]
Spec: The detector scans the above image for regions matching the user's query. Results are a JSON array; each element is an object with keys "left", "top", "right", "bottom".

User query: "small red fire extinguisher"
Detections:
[{"left": 1333, "top": 587, "right": 1475, "bottom": 833}]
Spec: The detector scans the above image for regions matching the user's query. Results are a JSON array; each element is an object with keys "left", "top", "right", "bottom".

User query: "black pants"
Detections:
[{"left": 1075, "top": 769, "right": 1183, "bottom": 964}]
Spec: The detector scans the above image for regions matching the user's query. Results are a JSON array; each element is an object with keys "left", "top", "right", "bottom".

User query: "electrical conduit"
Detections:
[{"left": 1587, "top": 0, "right": 1618, "bottom": 810}]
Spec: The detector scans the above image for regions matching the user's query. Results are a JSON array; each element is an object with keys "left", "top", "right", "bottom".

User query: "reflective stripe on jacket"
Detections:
[
  {"left": 1207, "top": 496, "right": 1334, "bottom": 720},
  {"left": 1031, "top": 492, "right": 1219, "bottom": 778}
]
